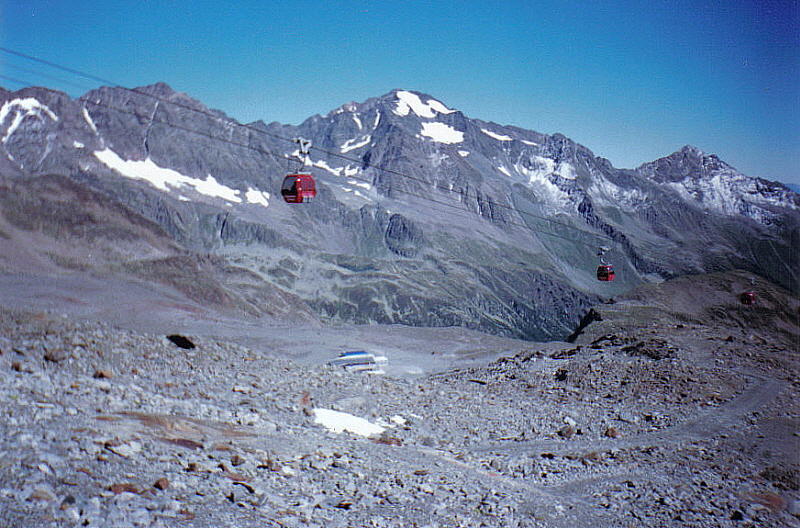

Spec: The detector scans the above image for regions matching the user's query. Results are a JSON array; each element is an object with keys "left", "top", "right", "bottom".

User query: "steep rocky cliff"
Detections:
[{"left": 1, "top": 84, "right": 796, "bottom": 338}]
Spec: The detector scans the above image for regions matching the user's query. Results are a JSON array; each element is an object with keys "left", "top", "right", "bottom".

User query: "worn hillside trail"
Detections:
[
  {"left": 389, "top": 374, "right": 787, "bottom": 527},
  {"left": 471, "top": 375, "right": 785, "bottom": 456}
]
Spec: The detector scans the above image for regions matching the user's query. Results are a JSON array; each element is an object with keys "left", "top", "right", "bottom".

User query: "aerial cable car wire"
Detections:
[
  {"left": 2, "top": 63, "right": 94, "bottom": 92},
  {"left": 0, "top": 46, "right": 604, "bottom": 242},
  {"left": 0, "top": 71, "right": 614, "bottom": 251},
  {"left": 0, "top": 70, "right": 614, "bottom": 253},
  {"left": 0, "top": 62, "right": 616, "bottom": 252},
  {"left": 0, "top": 74, "right": 32, "bottom": 88},
  {"left": 1, "top": 75, "right": 613, "bottom": 252},
  {"left": 0, "top": 46, "right": 616, "bottom": 246}
]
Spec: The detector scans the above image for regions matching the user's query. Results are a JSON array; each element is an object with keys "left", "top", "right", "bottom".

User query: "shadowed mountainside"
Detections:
[{"left": 0, "top": 84, "right": 797, "bottom": 339}]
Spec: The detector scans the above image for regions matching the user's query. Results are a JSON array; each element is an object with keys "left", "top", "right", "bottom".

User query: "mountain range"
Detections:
[{"left": 0, "top": 83, "right": 797, "bottom": 340}]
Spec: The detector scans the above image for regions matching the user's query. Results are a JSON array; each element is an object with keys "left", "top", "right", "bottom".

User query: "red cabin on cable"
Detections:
[
  {"left": 597, "top": 264, "right": 615, "bottom": 282},
  {"left": 739, "top": 291, "right": 757, "bottom": 305},
  {"left": 281, "top": 137, "right": 316, "bottom": 203},
  {"left": 281, "top": 173, "right": 316, "bottom": 203}
]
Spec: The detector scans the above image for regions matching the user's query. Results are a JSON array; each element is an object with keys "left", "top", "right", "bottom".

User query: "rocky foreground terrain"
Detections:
[{"left": 0, "top": 270, "right": 797, "bottom": 527}]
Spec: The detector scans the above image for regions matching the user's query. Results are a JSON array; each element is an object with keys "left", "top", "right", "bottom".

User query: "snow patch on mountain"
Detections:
[
  {"left": 497, "top": 166, "right": 511, "bottom": 177},
  {"left": 526, "top": 155, "right": 555, "bottom": 177},
  {"left": 426, "top": 99, "right": 456, "bottom": 115},
  {"left": 513, "top": 155, "right": 577, "bottom": 181},
  {"left": 330, "top": 102, "right": 358, "bottom": 116},
  {"left": 588, "top": 178, "right": 647, "bottom": 209},
  {"left": 341, "top": 135, "right": 371, "bottom": 153},
  {"left": 341, "top": 188, "right": 372, "bottom": 201},
  {"left": 339, "top": 177, "right": 374, "bottom": 202},
  {"left": 298, "top": 151, "right": 360, "bottom": 178},
  {"left": 663, "top": 166, "right": 797, "bottom": 221},
  {"left": 420, "top": 122, "right": 463, "bottom": 144},
  {"left": 671, "top": 173, "right": 765, "bottom": 217},
  {"left": 182, "top": 174, "right": 240, "bottom": 202},
  {"left": 94, "top": 148, "right": 243, "bottom": 203},
  {"left": 352, "top": 114, "right": 362, "bottom": 130},
  {"left": 521, "top": 140, "right": 539, "bottom": 146},
  {"left": 73, "top": 141, "right": 84, "bottom": 149},
  {"left": 556, "top": 162, "right": 577, "bottom": 180},
  {"left": 244, "top": 187, "right": 270, "bottom": 207},
  {"left": 0, "top": 98, "right": 59, "bottom": 143},
  {"left": 514, "top": 158, "right": 571, "bottom": 206},
  {"left": 393, "top": 91, "right": 455, "bottom": 118},
  {"left": 458, "top": 150, "right": 470, "bottom": 157},
  {"left": 82, "top": 107, "right": 98, "bottom": 134},
  {"left": 481, "top": 128, "right": 512, "bottom": 141},
  {"left": 313, "top": 159, "right": 344, "bottom": 176},
  {"left": 348, "top": 180, "right": 372, "bottom": 190}
]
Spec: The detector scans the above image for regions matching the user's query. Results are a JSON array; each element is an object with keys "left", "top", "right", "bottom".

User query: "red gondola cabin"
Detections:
[
  {"left": 739, "top": 291, "right": 757, "bottom": 305},
  {"left": 597, "top": 265, "right": 615, "bottom": 281},
  {"left": 281, "top": 173, "right": 316, "bottom": 203}
]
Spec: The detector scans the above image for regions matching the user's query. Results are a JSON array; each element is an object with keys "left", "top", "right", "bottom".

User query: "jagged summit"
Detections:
[
  {"left": 390, "top": 89, "right": 457, "bottom": 118},
  {"left": 0, "top": 82, "right": 797, "bottom": 340},
  {"left": 679, "top": 144, "right": 705, "bottom": 156},
  {"left": 637, "top": 144, "right": 735, "bottom": 183},
  {"left": 134, "top": 81, "right": 179, "bottom": 97},
  {"left": 321, "top": 89, "right": 457, "bottom": 120}
]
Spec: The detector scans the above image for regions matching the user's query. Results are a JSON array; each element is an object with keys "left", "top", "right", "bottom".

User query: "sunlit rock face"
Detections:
[{"left": 1, "top": 84, "right": 797, "bottom": 339}]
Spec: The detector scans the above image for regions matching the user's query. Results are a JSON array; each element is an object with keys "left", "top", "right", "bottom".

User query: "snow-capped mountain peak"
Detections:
[
  {"left": 636, "top": 146, "right": 798, "bottom": 218},
  {"left": 0, "top": 82, "right": 797, "bottom": 342},
  {"left": 391, "top": 89, "right": 456, "bottom": 118}
]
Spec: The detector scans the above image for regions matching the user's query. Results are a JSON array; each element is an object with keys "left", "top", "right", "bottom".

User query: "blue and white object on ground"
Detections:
[{"left": 328, "top": 350, "right": 387, "bottom": 373}]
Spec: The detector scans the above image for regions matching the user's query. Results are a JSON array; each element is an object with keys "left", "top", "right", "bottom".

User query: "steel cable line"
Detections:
[
  {"left": 0, "top": 47, "right": 616, "bottom": 246},
  {"left": 3, "top": 63, "right": 94, "bottom": 92},
  {"left": 0, "top": 53, "right": 614, "bottom": 249},
  {"left": 4, "top": 73, "right": 607, "bottom": 250},
  {"left": 0, "top": 74, "right": 610, "bottom": 253},
  {"left": 0, "top": 74, "right": 35, "bottom": 88}
]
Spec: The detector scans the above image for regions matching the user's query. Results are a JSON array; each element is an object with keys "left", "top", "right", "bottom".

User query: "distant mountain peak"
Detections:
[
  {"left": 134, "top": 82, "right": 179, "bottom": 98},
  {"left": 637, "top": 144, "right": 733, "bottom": 181},
  {"left": 1, "top": 82, "right": 797, "bottom": 341},
  {"left": 132, "top": 83, "right": 208, "bottom": 109},
  {"left": 678, "top": 144, "right": 705, "bottom": 156},
  {"left": 382, "top": 89, "right": 457, "bottom": 119}
]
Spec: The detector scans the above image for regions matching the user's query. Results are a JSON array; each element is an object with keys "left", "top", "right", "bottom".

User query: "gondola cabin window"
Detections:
[
  {"left": 597, "top": 264, "right": 615, "bottom": 281},
  {"left": 282, "top": 173, "right": 316, "bottom": 203},
  {"left": 739, "top": 291, "right": 757, "bottom": 305}
]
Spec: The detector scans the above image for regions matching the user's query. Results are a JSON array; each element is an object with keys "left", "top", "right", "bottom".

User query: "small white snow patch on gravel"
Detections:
[
  {"left": 313, "top": 408, "right": 385, "bottom": 437},
  {"left": 390, "top": 415, "right": 407, "bottom": 426}
]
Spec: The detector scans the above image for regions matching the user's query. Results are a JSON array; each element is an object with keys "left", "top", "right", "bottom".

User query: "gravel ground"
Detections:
[{"left": 0, "top": 275, "right": 798, "bottom": 527}]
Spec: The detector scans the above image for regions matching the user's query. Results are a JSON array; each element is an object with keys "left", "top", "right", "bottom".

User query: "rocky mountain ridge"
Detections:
[{"left": 0, "top": 83, "right": 797, "bottom": 339}]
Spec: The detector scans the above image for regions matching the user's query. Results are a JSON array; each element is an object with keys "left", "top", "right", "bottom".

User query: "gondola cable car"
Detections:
[
  {"left": 281, "top": 138, "right": 317, "bottom": 204},
  {"left": 596, "top": 246, "right": 615, "bottom": 281},
  {"left": 739, "top": 278, "right": 757, "bottom": 305}
]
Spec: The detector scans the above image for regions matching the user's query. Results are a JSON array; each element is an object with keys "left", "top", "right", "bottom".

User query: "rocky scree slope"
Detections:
[
  {"left": 0, "top": 84, "right": 797, "bottom": 339},
  {"left": 0, "top": 270, "right": 797, "bottom": 527}
]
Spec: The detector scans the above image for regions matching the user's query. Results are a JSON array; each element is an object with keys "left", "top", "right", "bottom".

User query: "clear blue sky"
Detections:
[{"left": 2, "top": 0, "right": 799, "bottom": 184}]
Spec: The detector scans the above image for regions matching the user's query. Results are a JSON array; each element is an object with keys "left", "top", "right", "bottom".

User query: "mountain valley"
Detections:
[{"left": 0, "top": 83, "right": 798, "bottom": 527}]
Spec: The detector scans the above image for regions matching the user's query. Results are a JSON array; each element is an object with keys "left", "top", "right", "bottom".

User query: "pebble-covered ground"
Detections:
[{"left": 0, "top": 287, "right": 798, "bottom": 527}]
